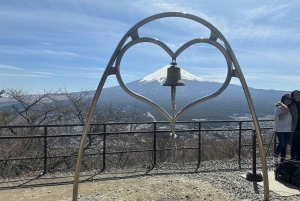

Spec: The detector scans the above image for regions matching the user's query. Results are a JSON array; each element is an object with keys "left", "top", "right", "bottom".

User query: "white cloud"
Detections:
[
  {"left": 0, "top": 73, "right": 48, "bottom": 78},
  {"left": 43, "top": 50, "right": 79, "bottom": 57},
  {"left": 0, "top": 64, "right": 23, "bottom": 70},
  {"left": 231, "top": 1, "right": 300, "bottom": 43},
  {"left": 242, "top": 3, "right": 292, "bottom": 20}
]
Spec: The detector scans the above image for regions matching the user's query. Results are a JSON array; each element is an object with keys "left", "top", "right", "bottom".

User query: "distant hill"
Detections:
[
  {"left": 0, "top": 66, "right": 289, "bottom": 121},
  {"left": 0, "top": 97, "right": 18, "bottom": 108}
]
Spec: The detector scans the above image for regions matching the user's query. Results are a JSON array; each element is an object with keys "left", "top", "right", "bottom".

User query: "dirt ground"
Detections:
[{"left": 0, "top": 175, "right": 233, "bottom": 201}]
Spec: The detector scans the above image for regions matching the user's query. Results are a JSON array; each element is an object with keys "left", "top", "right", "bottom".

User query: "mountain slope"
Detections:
[
  {"left": 98, "top": 66, "right": 288, "bottom": 121},
  {"left": 1, "top": 66, "right": 288, "bottom": 121}
]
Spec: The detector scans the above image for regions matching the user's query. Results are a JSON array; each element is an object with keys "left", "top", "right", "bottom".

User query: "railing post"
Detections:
[
  {"left": 153, "top": 122, "right": 157, "bottom": 168},
  {"left": 197, "top": 122, "right": 201, "bottom": 168},
  {"left": 43, "top": 126, "right": 47, "bottom": 175},
  {"left": 102, "top": 124, "right": 106, "bottom": 171},
  {"left": 246, "top": 129, "right": 263, "bottom": 182},
  {"left": 238, "top": 121, "right": 242, "bottom": 170}
]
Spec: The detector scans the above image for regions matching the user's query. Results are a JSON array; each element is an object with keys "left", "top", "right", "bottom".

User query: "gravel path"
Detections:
[
  {"left": 1, "top": 159, "right": 300, "bottom": 201},
  {"left": 81, "top": 160, "right": 300, "bottom": 201}
]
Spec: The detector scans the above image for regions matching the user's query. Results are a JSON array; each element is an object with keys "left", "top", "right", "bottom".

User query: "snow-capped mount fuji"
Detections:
[
  {"left": 125, "top": 65, "right": 220, "bottom": 99},
  {"left": 139, "top": 65, "right": 207, "bottom": 85},
  {"left": 97, "top": 65, "right": 288, "bottom": 121}
]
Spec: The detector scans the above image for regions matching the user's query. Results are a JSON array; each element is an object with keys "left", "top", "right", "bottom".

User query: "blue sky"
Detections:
[{"left": 1, "top": 0, "right": 299, "bottom": 94}]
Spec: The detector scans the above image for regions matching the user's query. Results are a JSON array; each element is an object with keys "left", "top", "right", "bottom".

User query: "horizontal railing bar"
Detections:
[
  {"left": 0, "top": 127, "right": 273, "bottom": 139},
  {"left": 0, "top": 119, "right": 274, "bottom": 129},
  {"left": 1, "top": 144, "right": 270, "bottom": 162},
  {"left": 0, "top": 134, "right": 82, "bottom": 139},
  {"left": 0, "top": 153, "right": 103, "bottom": 161}
]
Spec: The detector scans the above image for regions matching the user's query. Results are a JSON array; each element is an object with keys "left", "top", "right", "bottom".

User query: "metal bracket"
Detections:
[
  {"left": 108, "top": 67, "right": 116, "bottom": 75},
  {"left": 209, "top": 31, "right": 218, "bottom": 41},
  {"left": 131, "top": 30, "right": 139, "bottom": 40},
  {"left": 232, "top": 69, "right": 239, "bottom": 78}
]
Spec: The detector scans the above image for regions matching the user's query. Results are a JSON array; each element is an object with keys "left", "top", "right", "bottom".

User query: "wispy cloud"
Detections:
[
  {"left": 75, "top": 67, "right": 105, "bottom": 71},
  {"left": 232, "top": 23, "right": 300, "bottom": 44},
  {"left": 129, "top": 0, "right": 221, "bottom": 26},
  {"left": 31, "top": 71, "right": 57, "bottom": 76},
  {"left": 0, "top": 64, "right": 24, "bottom": 70},
  {"left": 243, "top": 3, "right": 291, "bottom": 20},
  {"left": 232, "top": 1, "right": 300, "bottom": 43},
  {"left": 0, "top": 73, "right": 49, "bottom": 78},
  {"left": 43, "top": 50, "right": 79, "bottom": 57}
]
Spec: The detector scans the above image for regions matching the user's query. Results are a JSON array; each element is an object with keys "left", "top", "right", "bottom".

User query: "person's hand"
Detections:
[{"left": 284, "top": 107, "right": 290, "bottom": 114}]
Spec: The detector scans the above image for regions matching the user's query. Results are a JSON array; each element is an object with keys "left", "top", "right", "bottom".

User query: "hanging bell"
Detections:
[{"left": 163, "top": 63, "right": 185, "bottom": 86}]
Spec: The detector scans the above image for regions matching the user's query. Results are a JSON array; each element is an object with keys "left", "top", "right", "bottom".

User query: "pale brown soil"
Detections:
[{"left": 0, "top": 174, "right": 233, "bottom": 201}]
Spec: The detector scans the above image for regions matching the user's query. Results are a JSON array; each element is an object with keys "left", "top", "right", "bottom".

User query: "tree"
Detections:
[
  {"left": 0, "top": 87, "right": 146, "bottom": 176},
  {"left": 0, "top": 89, "right": 4, "bottom": 98},
  {"left": 3, "top": 88, "right": 61, "bottom": 125}
]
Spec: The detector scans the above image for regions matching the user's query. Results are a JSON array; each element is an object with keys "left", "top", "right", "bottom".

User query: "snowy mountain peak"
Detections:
[{"left": 139, "top": 65, "right": 206, "bottom": 85}]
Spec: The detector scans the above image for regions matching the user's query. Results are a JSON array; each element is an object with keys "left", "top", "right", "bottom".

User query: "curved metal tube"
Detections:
[
  {"left": 226, "top": 46, "right": 270, "bottom": 201},
  {"left": 174, "top": 38, "right": 232, "bottom": 120},
  {"left": 72, "top": 12, "right": 269, "bottom": 201},
  {"left": 115, "top": 37, "right": 174, "bottom": 122},
  {"left": 115, "top": 37, "right": 233, "bottom": 122}
]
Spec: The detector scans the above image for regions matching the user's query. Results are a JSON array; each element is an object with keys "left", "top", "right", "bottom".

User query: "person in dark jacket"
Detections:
[{"left": 290, "top": 90, "right": 300, "bottom": 160}]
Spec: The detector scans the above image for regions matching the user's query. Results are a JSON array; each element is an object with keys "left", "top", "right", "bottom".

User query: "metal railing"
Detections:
[{"left": 0, "top": 119, "right": 275, "bottom": 178}]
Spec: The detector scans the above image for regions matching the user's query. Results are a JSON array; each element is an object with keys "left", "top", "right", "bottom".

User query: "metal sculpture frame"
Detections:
[{"left": 72, "top": 12, "right": 269, "bottom": 201}]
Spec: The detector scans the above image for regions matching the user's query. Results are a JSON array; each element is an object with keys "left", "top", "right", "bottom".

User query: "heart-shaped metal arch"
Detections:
[
  {"left": 73, "top": 12, "right": 269, "bottom": 201},
  {"left": 115, "top": 37, "right": 233, "bottom": 122}
]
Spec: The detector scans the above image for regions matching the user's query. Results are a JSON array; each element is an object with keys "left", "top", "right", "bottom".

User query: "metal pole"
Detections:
[
  {"left": 238, "top": 121, "right": 242, "bottom": 170},
  {"left": 226, "top": 46, "right": 269, "bottom": 200},
  {"left": 43, "top": 126, "right": 47, "bottom": 175},
  {"left": 153, "top": 122, "right": 157, "bottom": 168},
  {"left": 73, "top": 62, "right": 110, "bottom": 201},
  {"left": 171, "top": 86, "right": 176, "bottom": 137},
  {"left": 197, "top": 122, "right": 201, "bottom": 168},
  {"left": 102, "top": 124, "right": 106, "bottom": 171},
  {"left": 253, "top": 130, "right": 257, "bottom": 174},
  {"left": 246, "top": 129, "right": 263, "bottom": 182}
]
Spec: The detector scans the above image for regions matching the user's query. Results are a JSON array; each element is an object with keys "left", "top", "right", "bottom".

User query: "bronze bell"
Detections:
[{"left": 163, "top": 63, "right": 185, "bottom": 86}]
